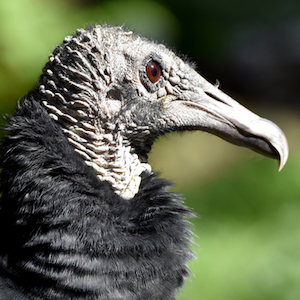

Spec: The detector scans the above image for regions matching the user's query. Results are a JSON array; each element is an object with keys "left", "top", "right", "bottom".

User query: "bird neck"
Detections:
[
  {"left": 62, "top": 121, "right": 152, "bottom": 199},
  {"left": 42, "top": 96, "right": 152, "bottom": 199}
]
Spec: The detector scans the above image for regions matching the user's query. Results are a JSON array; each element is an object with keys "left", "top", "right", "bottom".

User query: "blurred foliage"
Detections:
[
  {"left": 0, "top": 0, "right": 179, "bottom": 114},
  {"left": 177, "top": 157, "right": 300, "bottom": 300},
  {"left": 0, "top": 0, "right": 299, "bottom": 299}
]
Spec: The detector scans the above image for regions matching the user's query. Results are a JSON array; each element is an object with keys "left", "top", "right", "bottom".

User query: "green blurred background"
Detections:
[{"left": 0, "top": 0, "right": 299, "bottom": 299}]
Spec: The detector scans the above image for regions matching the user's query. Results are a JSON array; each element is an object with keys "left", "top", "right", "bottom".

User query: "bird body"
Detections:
[
  {"left": 0, "top": 96, "right": 192, "bottom": 300},
  {"left": 0, "top": 25, "right": 288, "bottom": 299}
]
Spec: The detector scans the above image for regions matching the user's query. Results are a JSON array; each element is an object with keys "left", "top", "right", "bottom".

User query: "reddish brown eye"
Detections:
[{"left": 146, "top": 61, "right": 161, "bottom": 83}]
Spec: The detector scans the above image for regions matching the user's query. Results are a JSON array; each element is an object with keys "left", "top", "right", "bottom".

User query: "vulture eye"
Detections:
[{"left": 146, "top": 61, "right": 161, "bottom": 83}]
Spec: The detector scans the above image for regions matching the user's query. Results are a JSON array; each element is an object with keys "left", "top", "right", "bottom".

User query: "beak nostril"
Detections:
[{"left": 204, "top": 91, "right": 229, "bottom": 106}]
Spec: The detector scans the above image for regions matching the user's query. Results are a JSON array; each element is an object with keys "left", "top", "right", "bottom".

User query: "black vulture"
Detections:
[{"left": 0, "top": 25, "right": 288, "bottom": 300}]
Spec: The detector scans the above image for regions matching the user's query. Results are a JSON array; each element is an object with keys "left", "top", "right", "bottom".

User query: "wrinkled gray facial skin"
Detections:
[{"left": 39, "top": 25, "right": 288, "bottom": 198}]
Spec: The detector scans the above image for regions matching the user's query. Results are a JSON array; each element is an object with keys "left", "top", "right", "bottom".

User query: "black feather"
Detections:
[{"left": 0, "top": 94, "right": 193, "bottom": 299}]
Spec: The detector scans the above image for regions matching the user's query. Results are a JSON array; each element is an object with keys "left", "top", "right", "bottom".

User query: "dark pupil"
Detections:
[{"left": 151, "top": 66, "right": 158, "bottom": 77}]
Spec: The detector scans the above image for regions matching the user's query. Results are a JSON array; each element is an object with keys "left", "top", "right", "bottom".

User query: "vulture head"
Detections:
[
  {"left": 40, "top": 25, "right": 287, "bottom": 199},
  {"left": 0, "top": 25, "right": 288, "bottom": 299}
]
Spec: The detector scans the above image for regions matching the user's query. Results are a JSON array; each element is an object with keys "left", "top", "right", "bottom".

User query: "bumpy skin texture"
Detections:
[{"left": 0, "top": 25, "right": 288, "bottom": 299}]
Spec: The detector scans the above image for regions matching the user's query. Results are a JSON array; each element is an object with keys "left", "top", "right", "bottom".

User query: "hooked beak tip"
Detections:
[{"left": 276, "top": 139, "right": 289, "bottom": 172}]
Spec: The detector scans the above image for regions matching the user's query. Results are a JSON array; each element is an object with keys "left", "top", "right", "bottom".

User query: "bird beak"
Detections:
[{"left": 168, "top": 79, "right": 288, "bottom": 171}]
